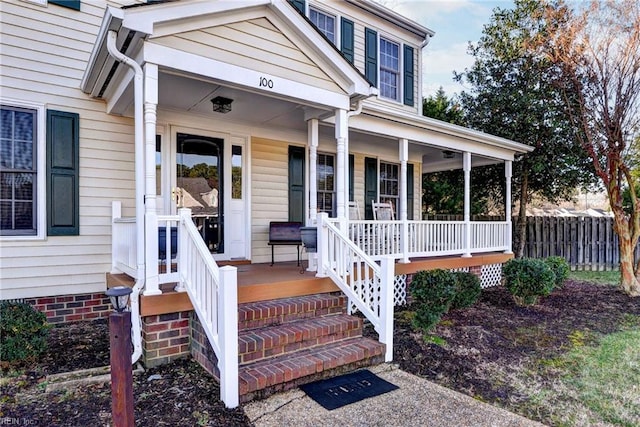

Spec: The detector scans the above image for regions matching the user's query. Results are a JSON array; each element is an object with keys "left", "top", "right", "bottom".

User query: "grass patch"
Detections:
[
  {"left": 563, "top": 328, "right": 640, "bottom": 426},
  {"left": 568, "top": 270, "right": 620, "bottom": 286},
  {"left": 520, "top": 328, "right": 640, "bottom": 426}
]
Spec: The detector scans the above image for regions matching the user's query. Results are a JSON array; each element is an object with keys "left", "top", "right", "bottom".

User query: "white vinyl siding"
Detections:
[
  {"left": 0, "top": 1, "right": 136, "bottom": 299},
  {"left": 250, "top": 137, "right": 302, "bottom": 264},
  {"left": 151, "top": 18, "right": 342, "bottom": 94}
]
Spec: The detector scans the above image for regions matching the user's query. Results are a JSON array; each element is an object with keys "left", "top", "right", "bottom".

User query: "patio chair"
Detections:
[
  {"left": 372, "top": 201, "right": 395, "bottom": 220},
  {"left": 348, "top": 200, "right": 361, "bottom": 220}
]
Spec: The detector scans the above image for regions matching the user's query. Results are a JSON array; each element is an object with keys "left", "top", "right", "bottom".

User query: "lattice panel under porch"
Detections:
[
  {"left": 480, "top": 263, "right": 503, "bottom": 288},
  {"left": 393, "top": 274, "right": 407, "bottom": 306}
]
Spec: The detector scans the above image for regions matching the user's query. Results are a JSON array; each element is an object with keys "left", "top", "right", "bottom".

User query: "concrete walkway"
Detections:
[{"left": 244, "top": 364, "right": 546, "bottom": 427}]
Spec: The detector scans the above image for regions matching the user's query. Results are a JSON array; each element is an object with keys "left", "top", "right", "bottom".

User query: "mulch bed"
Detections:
[{"left": 1, "top": 280, "right": 638, "bottom": 426}]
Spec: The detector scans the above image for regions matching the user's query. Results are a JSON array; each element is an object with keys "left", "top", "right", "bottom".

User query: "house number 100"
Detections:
[{"left": 259, "top": 77, "right": 274, "bottom": 88}]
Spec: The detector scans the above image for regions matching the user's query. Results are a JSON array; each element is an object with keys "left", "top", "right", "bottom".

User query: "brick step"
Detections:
[
  {"left": 238, "top": 314, "right": 362, "bottom": 365},
  {"left": 238, "top": 293, "right": 346, "bottom": 331},
  {"left": 238, "top": 337, "right": 386, "bottom": 402}
]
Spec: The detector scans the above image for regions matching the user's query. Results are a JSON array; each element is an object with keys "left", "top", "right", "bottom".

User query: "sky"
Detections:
[{"left": 378, "top": 0, "right": 515, "bottom": 97}]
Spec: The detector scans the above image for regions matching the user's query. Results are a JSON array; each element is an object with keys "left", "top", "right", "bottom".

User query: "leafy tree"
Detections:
[
  {"left": 541, "top": 0, "right": 640, "bottom": 296},
  {"left": 454, "top": 0, "right": 595, "bottom": 257},
  {"left": 422, "top": 89, "right": 504, "bottom": 217},
  {"left": 422, "top": 87, "right": 465, "bottom": 125}
]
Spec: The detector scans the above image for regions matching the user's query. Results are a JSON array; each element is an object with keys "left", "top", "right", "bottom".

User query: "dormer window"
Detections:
[
  {"left": 310, "top": 7, "right": 336, "bottom": 44},
  {"left": 379, "top": 37, "right": 400, "bottom": 101}
]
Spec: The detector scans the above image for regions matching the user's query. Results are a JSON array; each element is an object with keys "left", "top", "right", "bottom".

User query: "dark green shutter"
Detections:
[
  {"left": 349, "top": 154, "right": 355, "bottom": 201},
  {"left": 364, "top": 28, "right": 378, "bottom": 86},
  {"left": 403, "top": 45, "right": 415, "bottom": 106},
  {"left": 289, "top": 0, "right": 305, "bottom": 14},
  {"left": 341, "top": 18, "right": 355, "bottom": 63},
  {"left": 288, "top": 146, "right": 305, "bottom": 222},
  {"left": 406, "top": 163, "right": 414, "bottom": 220},
  {"left": 47, "top": 110, "right": 79, "bottom": 236},
  {"left": 364, "top": 157, "right": 377, "bottom": 220},
  {"left": 49, "top": 0, "right": 80, "bottom": 11}
]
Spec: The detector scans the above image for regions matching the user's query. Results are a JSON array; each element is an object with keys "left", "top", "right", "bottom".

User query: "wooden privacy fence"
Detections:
[{"left": 425, "top": 215, "right": 637, "bottom": 270}]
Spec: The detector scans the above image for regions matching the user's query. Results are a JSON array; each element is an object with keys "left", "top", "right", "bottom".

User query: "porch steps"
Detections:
[{"left": 236, "top": 293, "right": 386, "bottom": 402}]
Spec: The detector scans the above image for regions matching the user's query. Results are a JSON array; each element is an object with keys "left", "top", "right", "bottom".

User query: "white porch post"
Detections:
[
  {"left": 335, "top": 108, "right": 348, "bottom": 230},
  {"left": 143, "top": 63, "right": 161, "bottom": 296},
  {"left": 505, "top": 160, "right": 513, "bottom": 254},
  {"left": 399, "top": 139, "right": 409, "bottom": 263},
  {"left": 463, "top": 151, "right": 472, "bottom": 258},
  {"left": 307, "top": 119, "right": 319, "bottom": 271}
]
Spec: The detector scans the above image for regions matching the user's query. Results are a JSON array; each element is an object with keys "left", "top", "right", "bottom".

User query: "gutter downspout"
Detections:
[{"left": 106, "top": 30, "right": 144, "bottom": 364}]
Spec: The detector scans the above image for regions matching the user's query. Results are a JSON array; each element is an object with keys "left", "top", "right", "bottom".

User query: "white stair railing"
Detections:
[
  {"left": 317, "top": 213, "right": 394, "bottom": 362},
  {"left": 176, "top": 208, "right": 239, "bottom": 409}
]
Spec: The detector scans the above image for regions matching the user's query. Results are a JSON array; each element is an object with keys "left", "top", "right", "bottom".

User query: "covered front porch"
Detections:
[{"left": 84, "top": 0, "right": 530, "bottom": 408}]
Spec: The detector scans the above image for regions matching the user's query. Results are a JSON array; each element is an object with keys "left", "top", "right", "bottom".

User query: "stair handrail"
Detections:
[
  {"left": 317, "top": 213, "right": 394, "bottom": 362},
  {"left": 176, "top": 208, "right": 239, "bottom": 408}
]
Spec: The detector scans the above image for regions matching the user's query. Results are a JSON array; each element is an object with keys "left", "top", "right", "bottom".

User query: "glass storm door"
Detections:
[{"left": 176, "top": 133, "right": 224, "bottom": 253}]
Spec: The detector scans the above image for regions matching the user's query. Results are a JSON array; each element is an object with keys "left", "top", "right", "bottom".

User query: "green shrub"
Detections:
[
  {"left": 410, "top": 269, "right": 457, "bottom": 331},
  {"left": 0, "top": 301, "right": 51, "bottom": 363},
  {"left": 544, "top": 256, "right": 570, "bottom": 288},
  {"left": 503, "top": 258, "right": 556, "bottom": 306},
  {"left": 451, "top": 271, "right": 482, "bottom": 310}
]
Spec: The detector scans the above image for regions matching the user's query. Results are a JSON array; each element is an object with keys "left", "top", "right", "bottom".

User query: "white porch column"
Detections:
[
  {"left": 335, "top": 108, "right": 348, "bottom": 230},
  {"left": 505, "top": 160, "right": 513, "bottom": 254},
  {"left": 307, "top": 119, "right": 319, "bottom": 272},
  {"left": 143, "top": 63, "right": 161, "bottom": 296},
  {"left": 399, "top": 138, "right": 410, "bottom": 263},
  {"left": 463, "top": 151, "right": 472, "bottom": 258},
  {"left": 308, "top": 119, "right": 319, "bottom": 224}
]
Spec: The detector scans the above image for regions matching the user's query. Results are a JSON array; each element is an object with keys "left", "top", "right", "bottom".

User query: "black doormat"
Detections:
[{"left": 299, "top": 369, "right": 399, "bottom": 410}]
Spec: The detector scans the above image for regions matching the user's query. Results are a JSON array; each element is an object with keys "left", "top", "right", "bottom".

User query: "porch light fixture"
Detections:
[
  {"left": 442, "top": 150, "right": 456, "bottom": 159},
  {"left": 105, "top": 286, "right": 132, "bottom": 313},
  {"left": 211, "top": 96, "right": 233, "bottom": 114}
]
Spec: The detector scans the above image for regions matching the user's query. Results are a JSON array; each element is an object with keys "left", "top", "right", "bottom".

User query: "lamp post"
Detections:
[{"left": 106, "top": 286, "right": 135, "bottom": 427}]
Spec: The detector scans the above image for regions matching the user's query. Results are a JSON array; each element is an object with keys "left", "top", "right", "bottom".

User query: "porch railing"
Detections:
[
  {"left": 176, "top": 208, "right": 238, "bottom": 408},
  {"left": 318, "top": 213, "right": 394, "bottom": 362},
  {"left": 470, "top": 221, "right": 509, "bottom": 253},
  {"left": 341, "top": 218, "right": 510, "bottom": 260},
  {"left": 110, "top": 203, "right": 239, "bottom": 408}
]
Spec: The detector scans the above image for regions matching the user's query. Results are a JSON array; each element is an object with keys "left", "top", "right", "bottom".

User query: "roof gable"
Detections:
[
  {"left": 150, "top": 17, "right": 342, "bottom": 94},
  {"left": 83, "top": 1, "right": 374, "bottom": 105}
]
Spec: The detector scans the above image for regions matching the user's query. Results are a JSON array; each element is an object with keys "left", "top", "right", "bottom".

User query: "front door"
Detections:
[{"left": 175, "top": 132, "right": 224, "bottom": 253}]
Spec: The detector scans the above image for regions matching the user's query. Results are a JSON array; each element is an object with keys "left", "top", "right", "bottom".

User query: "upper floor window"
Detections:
[
  {"left": 1, "top": 106, "right": 38, "bottom": 236},
  {"left": 310, "top": 7, "right": 336, "bottom": 44},
  {"left": 379, "top": 37, "right": 400, "bottom": 101}
]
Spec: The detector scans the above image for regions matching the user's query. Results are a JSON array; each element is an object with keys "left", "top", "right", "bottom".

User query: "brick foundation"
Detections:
[
  {"left": 191, "top": 312, "right": 219, "bottom": 379},
  {"left": 141, "top": 311, "right": 191, "bottom": 368},
  {"left": 24, "top": 292, "right": 111, "bottom": 324}
]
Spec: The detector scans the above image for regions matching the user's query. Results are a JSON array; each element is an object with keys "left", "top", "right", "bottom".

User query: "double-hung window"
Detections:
[
  {"left": 379, "top": 161, "right": 399, "bottom": 216},
  {"left": 379, "top": 37, "right": 400, "bottom": 101},
  {"left": 317, "top": 153, "right": 335, "bottom": 215},
  {"left": 310, "top": 7, "right": 336, "bottom": 44},
  {"left": 1, "top": 105, "right": 38, "bottom": 236}
]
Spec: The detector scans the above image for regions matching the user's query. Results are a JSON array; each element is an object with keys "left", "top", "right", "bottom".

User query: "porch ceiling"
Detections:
[{"left": 158, "top": 72, "right": 308, "bottom": 131}]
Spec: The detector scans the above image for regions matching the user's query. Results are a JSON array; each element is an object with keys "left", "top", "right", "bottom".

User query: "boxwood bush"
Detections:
[
  {"left": 410, "top": 269, "right": 457, "bottom": 331},
  {"left": 503, "top": 258, "right": 556, "bottom": 306},
  {"left": 451, "top": 271, "right": 482, "bottom": 310},
  {"left": 544, "top": 256, "right": 570, "bottom": 288},
  {"left": 0, "top": 301, "right": 51, "bottom": 363}
]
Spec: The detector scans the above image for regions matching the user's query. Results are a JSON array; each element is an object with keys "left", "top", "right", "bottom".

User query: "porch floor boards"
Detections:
[{"left": 106, "top": 252, "right": 512, "bottom": 317}]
